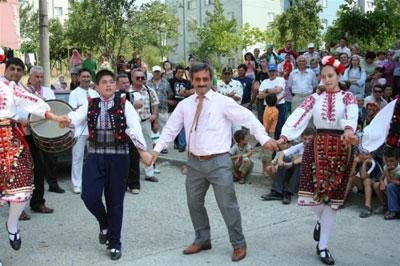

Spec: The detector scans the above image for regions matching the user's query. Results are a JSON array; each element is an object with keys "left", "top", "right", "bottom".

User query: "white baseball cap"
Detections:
[
  {"left": 307, "top": 43, "right": 315, "bottom": 48},
  {"left": 152, "top": 65, "right": 162, "bottom": 72}
]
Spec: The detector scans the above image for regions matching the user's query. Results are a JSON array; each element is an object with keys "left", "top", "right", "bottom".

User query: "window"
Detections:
[
  {"left": 54, "top": 7, "right": 63, "bottom": 17},
  {"left": 321, "top": 19, "right": 328, "bottom": 29},
  {"left": 187, "top": 0, "right": 197, "bottom": 10},
  {"left": 204, "top": 0, "right": 213, "bottom": 5},
  {"left": 318, "top": 0, "right": 327, "bottom": 8},
  {"left": 227, "top": 12, "right": 234, "bottom": 21}
]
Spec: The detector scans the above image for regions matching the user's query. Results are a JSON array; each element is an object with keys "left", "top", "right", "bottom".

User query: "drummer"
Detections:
[{"left": 60, "top": 69, "right": 152, "bottom": 260}]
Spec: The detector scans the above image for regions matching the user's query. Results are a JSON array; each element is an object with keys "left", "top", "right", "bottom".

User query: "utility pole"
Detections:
[{"left": 39, "top": 0, "right": 51, "bottom": 86}]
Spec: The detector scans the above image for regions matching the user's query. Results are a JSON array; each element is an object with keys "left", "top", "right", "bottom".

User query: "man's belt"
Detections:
[
  {"left": 141, "top": 117, "right": 150, "bottom": 122},
  {"left": 190, "top": 152, "right": 226, "bottom": 161}
]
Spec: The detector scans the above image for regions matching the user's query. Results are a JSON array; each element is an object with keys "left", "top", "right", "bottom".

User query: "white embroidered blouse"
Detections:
[{"left": 281, "top": 90, "right": 358, "bottom": 141}]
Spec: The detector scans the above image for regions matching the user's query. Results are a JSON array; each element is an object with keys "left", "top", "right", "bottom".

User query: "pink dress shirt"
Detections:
[{"left": 154, "top": 89, "right": 270, "bottom": 156}]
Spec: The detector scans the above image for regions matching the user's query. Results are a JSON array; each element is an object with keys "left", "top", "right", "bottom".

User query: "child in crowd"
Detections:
[
  {"left": 261, "top": 94, "right": 279, "bottom": 176},
  {"left": 230, "top": 130, "right": 254, "bottom": 184},
  {"left": 55, "top": 74, "right": 66, "bottom": 90},
  {"left": 356, "top": 95, "right": 367, "bottom": 130},
  {"left": 381, "top": 148, "right": 400, "bottom": 220},
  {"left": 344, "top": 151, "right": 384, "bottom": 218}
]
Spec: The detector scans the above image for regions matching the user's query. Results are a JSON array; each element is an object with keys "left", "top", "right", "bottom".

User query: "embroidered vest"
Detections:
[
  {"left": 87, "top": 95, "right": 129, "bottom": 145},
  {"left": 386, "top": 99, "right": 400, "bottom": 148}
]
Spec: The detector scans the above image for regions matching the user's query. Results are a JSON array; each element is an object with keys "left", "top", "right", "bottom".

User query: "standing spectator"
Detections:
[
  {"left": 98, "top": 55, "right": 112, "bottom": 71},
  {"left": 351, "top": 44, "right": 361, "bottom": 57},
  {"left": 218, "top": 67, "right": 243, "bottom": 107},
  {"left": 161, "top": 60, "right": 174, "bottom": 81},
  {"left": 375, "top": 51, "right": 387, "bottom": 68},
  {"left": 310, "top": 59, "right": 321, "bottom": 81},
  {"left": 55, "top": 75, "right": 66, "bottom": 90},
  {"left": 364, "top": 85, "right": 388, "bottom": 109},
  {"left": 277, "top": 54, "right": 294, "bottom": 78},
  {"left": 393, "top": 50, "right": 400, "bottom": 96},
  {"left": 356, "top": 95, "right": 367, "bottom": 129},
  {"left": 147, "top": 65, "right": 174, "bottom": 152},
  {"left": 185, "top": 55, "right": 196, "bottom": 81},
  {"left": 230, "top": 130, "right": 254, "bottom": 184},
  {"left": 258, "top": 64, "right": 286, "bottom": 139},
  {"left": 303, "top": 43, "right": 320, "bottom": 66},
  {"left": 277, "top": 40, "right": 298, "bottom": 64},
  {"left": 383, "top": 86, "right": 394, "bottom": 103},
  {"left": 234, "top": 64, "right": 253, "bottom": 108},
  {"left": 253, "top": 48, "right": 261, "bottom": 69},
  {"left": 82, "top": 52, "right": 97, "bottom": 81},
  {"left": 253, "top": 56, "right": 270, "bottom": 122},
  {"left": 116, "top": 55, "right": 127, "bottom": 73},
  {"left": 361, "top": 102, "right": 380, "bottom": 129},
  {"left": 338, "top": 53, "right": 349, "bottom": 68},
  {"left": 263, "top": 44, "right": 282, "bottom": 65},
  {"left": 287, "top": 55, "right": 318, "bottom": 109},
  {"left": 131, "top": 68, "right": 160, "bottom": 182},
  {"left": 341, "top": 55, "right": 367, "bottom": 96},
  {"left": 68, "top": 68, "right": 98, "bottom": 194},
  {"left": 243, "top": 52, "right": 256, "bottom": 79},
  {"left": 369, "top": 67, "right": 386, "bottom": 94},
  {"left": 69, "top": 70, "right": 79, "bottom": 91},
  {"left": 361, "top": 51, "right": 378, "bottom": 93},
  {"left": 335, "top": 37, "right": 351, "bottom": 57},
  {"left": 384, "top": 51, "right": 396, "bottom": 88},
  {"left": 168, "top": 65, "right": 193, "bottom": 152},
  {"left": 70, "top": 49, "right": 82, "bottom": 72}
]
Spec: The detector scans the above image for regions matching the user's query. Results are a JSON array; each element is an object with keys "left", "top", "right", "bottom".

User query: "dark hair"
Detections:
[
  {"left": 377, "top": 51, "right": 386, "bottom": 57},
  {"left": 302, "top": 127, "right": 315, "bottom": 136},
  {"left": 233, "top": 129, "right": 247, "bottom": 143},
  {"left": 5, "top": 57, "right": 25, "bottom": 70},
  {"left": 79, "top": 68, "right": 92, "bottom": 77},
  {"left": 116, "top": 72, "right": 129, "bottom": 82},
  {"left": 244, "top": 52, "right": 255, "bottom": 61},
  {"left": 374, "top": 67, "right": 385, "bottom": 74},
  {"left": 189, "top": 63, "right": 213, "bottom": 79},
  {"left": 339, "top": 53, "right": 348, "bottom": 59},
  {"left": 340, "top": 36, "right": 348, "bottom": 42},
  {"left": 365, "top": 51, "right": 376, "bottom": 60},
  {"left": 265, "top": 93, "right": 277, "bottom": 107},
  {"left": 259, "top": 55, "right": 268, "bottom": 61},
  {"left": 373, "top": 84, "right": 385, "bottom": 91},
  {"left": 163, "top": 60, "right": 172, "bottom": 69},
  {"left": 384, "top": 147, "right": 399, "bottom": 159},
  {"left": 95, "top": 69, "right": 115, "bottom": 85},
  {"left": 237, "top": 63, "right": 247, "bottom": 71},
  {"left": 175, "top": 64, "right": 185, "bottom": 71}
]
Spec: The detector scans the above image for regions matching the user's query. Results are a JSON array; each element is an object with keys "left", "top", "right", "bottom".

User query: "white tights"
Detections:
[
  {"left": 7, "top": 202, "right": 27, "bottom": 240},
  {"left": 311, "top": 205, "right": 336, "bottom": 251}
]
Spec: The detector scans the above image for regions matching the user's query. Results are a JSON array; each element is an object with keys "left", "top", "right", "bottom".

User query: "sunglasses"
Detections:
[
  {"left": 373, "top": 90, "right": 383, "bottom": 93},
  {"left": 136, "top": 76, "right": 146, "bottom": 81}
]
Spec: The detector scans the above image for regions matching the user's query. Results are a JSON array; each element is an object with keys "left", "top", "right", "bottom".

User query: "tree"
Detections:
[
  {"left": 237, "top": 23, "right": 266, "bottom": 52},
  {"left": 19, "top": 3, "right": 39, "bottom": 54},
  {"left": 265, "top": 0, "right": 323, "bottom": 51},
  {"left": 49, "top": 18, "right": 68, "bottom": 71},
  {"left": 325, "top": 0, "right": 400, "bottom": 51}
]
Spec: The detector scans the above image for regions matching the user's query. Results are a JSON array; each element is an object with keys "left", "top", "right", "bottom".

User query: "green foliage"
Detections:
[
  {"left": 325, "top": 0, "right": 400, "bottom": 51},
  {"left": 265, "top": 0, "right": 323, "bottom": 51},
  {"left": 237, "top": 23, "right": 266, "bottom": 52},
  {"left": 19, "top": 3, "right": 39, "bottom": 54},
  {"left": 49, "top": 18, "right": 68, "bottom": 63}
]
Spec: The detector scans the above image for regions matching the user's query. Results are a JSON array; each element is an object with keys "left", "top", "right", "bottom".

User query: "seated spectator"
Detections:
[
  {"left": 338, "top": 53, "right": 349, "bottom": 68},
  {"left": 230, "top": 130, "right": 254, "bottom": 184},
  {"left": 383, "top": 86, "right": 394, "bottom": 103},
  {"left": 368, "top": 66, "right": 386, "bottom": 94},
  {"left": 364, "top": 84, "right": 388, "bottom": 109},
  {"left": 383, "top": 148, "right": 400, "bottom": 220},
  {"left": 55, "top": 75, "right": 66, "bottom": 90},
  {"left": 375, "top": 51, "right": 387, "bottom": 68},
  {"left": 356, "top": 95, "right": 367, "bottom": 130},
  {"left": 344, "top": 152, "right": 384, "bottom": 218},
  {"left": 261, "top": 128, "right": 315, "bottom": 204},
  {"left": 360, "top": 102, "right": 380, "bottom": 129},
  {"left": 69, "top": 71, "right": 79, "bottom": 91},
  {"left": 341, "top": 55, "right": 366, "bottom": 97},
  {"left": 260, "top": 94, "right": 279, "bottom": 176}
]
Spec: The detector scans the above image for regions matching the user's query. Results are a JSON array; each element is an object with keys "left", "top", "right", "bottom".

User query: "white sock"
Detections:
[
  {"left": 319, "top": 205, "right": 336, "bottom": 252},
  {"left": 102, "top": 229, "right": 108, "bottom": 235},
  {"left": 7, "top": 202, "right": 27, "bottom": 240},
  {"left": 311, "top": 204, "right": 324, "bottom": 221}
]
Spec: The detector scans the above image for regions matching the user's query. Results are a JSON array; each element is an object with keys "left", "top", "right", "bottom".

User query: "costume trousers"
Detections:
[
  {"left": 81, "top": 153, "right": 129, "bottom": 250},
  {"left": 186, "top": 153, "right": 246, "bottom": 248},
  {"left": 71, "top": 135, "right": 87, "bottom": 188}
]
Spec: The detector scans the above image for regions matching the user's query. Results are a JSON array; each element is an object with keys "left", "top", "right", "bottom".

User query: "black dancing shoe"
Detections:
[
  {"left": 110, "top": 248, "right": 122, "bottom": 260},
  {"left": 99, "top": 231, "right": 108, "bottom": 245},
  {"left": 316, "top": 244, "right": 335, "bottom": 265},
  {"left": 6, "top": 223, "right": 21, "bottom": 251},
  {"left": 313, "top": 221, "right": 321, "bottom": 242}
]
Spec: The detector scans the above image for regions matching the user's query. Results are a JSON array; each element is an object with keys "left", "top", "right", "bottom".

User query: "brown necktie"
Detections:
[{"left": 188, "top": 96, "right": 204, "bottom": 154}]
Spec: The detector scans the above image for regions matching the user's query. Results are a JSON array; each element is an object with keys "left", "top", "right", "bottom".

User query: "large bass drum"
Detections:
[{"left": 29, "top": 99, "right": 75, "bottom": 153}]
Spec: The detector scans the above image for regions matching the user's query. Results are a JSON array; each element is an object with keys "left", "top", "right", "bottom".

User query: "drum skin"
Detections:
[{"left": 29, "top": 99, "right": 76, "bottom": 153}]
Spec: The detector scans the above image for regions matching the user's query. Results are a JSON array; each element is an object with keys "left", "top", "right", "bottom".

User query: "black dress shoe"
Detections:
[
  {"left": 49, "top": 186, "right": 65, "bottom": 193},
  {"left": 110, "top": 248, "right": 122, "bottom": 260},
  {"left": 261, "top": 191, "right": 283, "bottom": 201},
  {"left": 99, "top": 231, "right": 108, "bottom": 244},
  {"left": 6, "top": 223, "right": 21, "bottom": 251},
  {"left": 313, "top": 221, "right": 321, "bottom": 241},
  {"left": 282, "top": 192, "right": 291, "bottom": 204},
  {"left": 316, "top": 244, "right": 335, "bottom": 265}
]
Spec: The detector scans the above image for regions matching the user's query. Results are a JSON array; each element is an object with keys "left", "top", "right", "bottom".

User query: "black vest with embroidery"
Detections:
[
  {"left": 87, "top": 95, "right": 129, "bottom": 145},
  {"left": 386, "top": 99, "right": 400, "bottom": 149}
]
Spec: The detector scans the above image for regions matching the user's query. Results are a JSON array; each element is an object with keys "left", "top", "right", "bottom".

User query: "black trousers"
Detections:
[
  {"left": 26, "top": 135, "right": 60, "bottom": 209},
  {"left": 126, "top": 142, "right": 140, "bottom": 189},
  {"left": 271, "top": 157, "right": 301, "bottom": 195}
]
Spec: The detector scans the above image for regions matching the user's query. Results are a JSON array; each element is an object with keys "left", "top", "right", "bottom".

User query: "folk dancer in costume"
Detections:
[
  {"left": 277, "top": 56, "right": 357, "bottom": 265},
  {"left": 0, "top": 80, "right": 64, "bottom": 250},
  {"left": 60, "top": 70, "right": 152, "bottom": 260},
  {"left": 151, "top": 63, "right": 279, "bottom": 262}
]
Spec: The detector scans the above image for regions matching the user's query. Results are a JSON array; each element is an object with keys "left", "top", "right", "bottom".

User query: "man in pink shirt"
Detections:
[{"left": 151, "top": 63, "right": 278, "bottom": 262}]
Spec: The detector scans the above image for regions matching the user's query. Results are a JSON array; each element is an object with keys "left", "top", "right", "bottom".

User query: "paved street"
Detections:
[{"left": 1, "top": 150, "right": 399, "bottom": 266}]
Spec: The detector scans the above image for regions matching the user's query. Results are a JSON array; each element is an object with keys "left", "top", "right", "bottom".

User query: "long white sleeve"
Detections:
[
  {"left": 12, "top": 83, "right": 50, "bottom": 118},
  {"left": 68, "top": 102, "right": 88, "bottom": 127},
  {"left": 340, "top": 92, "right": 358, "bottom": 131}
]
